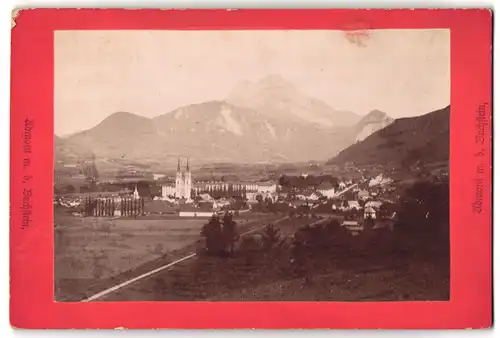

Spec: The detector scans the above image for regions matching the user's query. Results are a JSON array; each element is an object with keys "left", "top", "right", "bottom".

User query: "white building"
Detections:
[
  {"left": 369, "top": 174, "right": 393, "bottom": 187},
  {"left": 307, "top": 192, "right": 322, "bottom": 201},
  {"left": 162, "top": 185, "right": 176, "bottom": 197},
  {"left": 255, "top": 182, "right": 277, "bottom": 194},
  {"left": 153, "top": 173, "right": 166, "bottom": 181},
  {"left": 364, "top": 206, "right": 376, "bottom": 219},
  {"left": 365, "top": 200, "right": 383, "bottom": 209},
  {"left": 347, "top": 200, "right": 361, "bottom": 210},
  {"left": 161, "top": 158, "right": 192, "bottom": 201},
  {"left": 317, "top": 181, "right": 336, "bottom": 199},
  {"left": 133, "top": 185, "right": 140, "bottom": 199}
]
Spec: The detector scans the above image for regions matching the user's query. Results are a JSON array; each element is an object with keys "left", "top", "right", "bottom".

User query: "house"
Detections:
[
  {"left": 365, "top": 200, "right": 383, "bottom": 209},
  {"left": 317, "top": 181, "right": 336, "bottom": 199},
  {"left": 213, "top": 200, "right": 230, "bottom": 210},
  {"left": 278, "top": 191, "right": 288, "bottom": 199},
  {"left": 347, "top": 200, "right": 361, "bottom": 210},
  {"left": 295, "top": 194, "right": 308, "bottom": 201},
  {"left": 369, "top": 174, "right": 394, "bottom": 187},
  {"left": 246, "top": 192, "right": 258, "bottom": 201},
  {"left": 161, "top": 182, "right": 176, "bottom": 198},
  {"left": 331, "top": 200, "right": 343, "bottom": 211},
  {"left": 307, "top": 192, "right": 322, "bottom": 201},
  {"left": 364, "top": 206, "right": 377, "bottom": 220},
  {"left": 198, "top": 193, "right": 214, "bottom": 202},
  {"left": 153, "top": 173, "right": 166, "bottom": 181},
  {"left": 179, "top": 211, "right": 215, "bottom": 217},
  {"left": 357, "top": 190, "right": 370, "bottom": 201}
]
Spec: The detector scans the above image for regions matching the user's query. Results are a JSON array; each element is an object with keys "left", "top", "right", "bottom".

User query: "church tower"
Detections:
[
  {"left": 184, "top": 158, "right": 192, "bottom": 200},
  {"left": 175, "top": 157, "right": 183, "bottom": 198},
  {"left": 174, "top": 157, "right": 192, "bottom": 200},
  {"left": 133, "top": 184, "right": 140, "bottom": 199}
]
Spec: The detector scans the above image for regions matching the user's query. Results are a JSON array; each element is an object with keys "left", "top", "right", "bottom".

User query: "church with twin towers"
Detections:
[
  {"left": 160, "top": 157, "right": 278, "bottom": 202},
  {"left": 174, "top": 157, "right": 192, "bottom": 200}
]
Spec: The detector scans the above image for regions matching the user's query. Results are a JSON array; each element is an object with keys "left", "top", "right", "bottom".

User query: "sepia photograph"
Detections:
[{"left": 53, "top": 29, "right": 450, "bottom": 302}]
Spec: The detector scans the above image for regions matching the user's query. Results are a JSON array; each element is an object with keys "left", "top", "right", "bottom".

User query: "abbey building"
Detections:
[
  {"left": 161, "top": 157, "right": 277, "bottom": 202},
  {"left": 161, "top": 158, "right": 193, "bottom": 200}
]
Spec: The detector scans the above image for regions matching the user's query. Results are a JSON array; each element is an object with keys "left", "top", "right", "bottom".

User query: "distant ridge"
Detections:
[{"left": 328, "top": 106, "right": 450, "bottom": 167}]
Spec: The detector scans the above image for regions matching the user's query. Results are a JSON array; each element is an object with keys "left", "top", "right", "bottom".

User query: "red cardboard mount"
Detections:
[{"left": 10, "top": 9, "right": 492, "bottom": 329}]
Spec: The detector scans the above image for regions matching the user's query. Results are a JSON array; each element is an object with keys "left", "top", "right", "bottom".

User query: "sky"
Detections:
[{"left": 54, "top": 29, "right": 450, "bottom": 136}]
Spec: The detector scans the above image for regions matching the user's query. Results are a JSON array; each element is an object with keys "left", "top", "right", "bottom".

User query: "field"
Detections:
[
  {"left": 100, "top": 220, "right": 450, "bottom": 302},
  {"left": 55, "top": 207, "right": 449, "bottom": 302},
  {"left": 54, "top": 211, "right": 282, "bottom": 301}
]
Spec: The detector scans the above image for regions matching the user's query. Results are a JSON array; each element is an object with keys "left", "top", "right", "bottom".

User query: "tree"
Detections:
[
  {"left": 200, "top": 215, "right": 223, "bottom": 255},
  {"left": 262, "top": 224, "right": 280, "bottom": 249},
  {"left": 222, "top": 212, "right": 238, "bottom": 255},
  {"left": 278, "top": 175, "right": 287, "bottom": 187},
  {"left": 379, "top": 202, "right": 395, "bottom": 219}
]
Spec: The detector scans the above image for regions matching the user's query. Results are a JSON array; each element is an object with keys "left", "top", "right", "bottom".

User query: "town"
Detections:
[{"left": 54, "top": 156, "right": 422, "bottom": 233}]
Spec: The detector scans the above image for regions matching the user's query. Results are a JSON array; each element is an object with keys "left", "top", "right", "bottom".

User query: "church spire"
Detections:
[
  {"left": 133, "top": 184, "right": 139, "bottom": 199},
  {"left": 177, "top": 157, "right": 181, "bottom": 172},
  {"left": 186, "top": 157, "right": 190, "bottom": 171}
]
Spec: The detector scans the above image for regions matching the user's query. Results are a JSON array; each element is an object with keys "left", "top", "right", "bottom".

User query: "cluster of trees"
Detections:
[
  {"left": 397, "top": 180, "right": 450, "bottom": 233},
  {"left": 200, "top": 212, "right": 239, "bottom": 256},
  {"left": 239, "top": 224, "right": 283, "bottom": 258},
  {"left": 199, "top": 215, "right": 285, "bottom": 259},
  {"left": 82, "top": 196, "right": 145, "bottom": 217},
  {"left": 251, "top": 197, "right": 295, "bottom": 214}
]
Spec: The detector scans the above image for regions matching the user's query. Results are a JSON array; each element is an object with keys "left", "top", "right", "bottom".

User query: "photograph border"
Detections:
[{"left": 10, "top": 8, "right": 492, "bottom": 329}]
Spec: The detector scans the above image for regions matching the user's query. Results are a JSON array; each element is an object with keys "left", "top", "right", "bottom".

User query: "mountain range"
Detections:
[
  {"left": 55, "top": 75, "right": 446, "bottom": 166},
  {"left": 227, "top": 74, "right": 360, "bottom": 128},
  {"left": 327, "top": 106, "right": 450, "bottom": 167}
]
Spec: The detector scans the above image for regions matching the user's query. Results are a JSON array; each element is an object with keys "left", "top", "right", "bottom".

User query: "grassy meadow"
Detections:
[{"left": 54, "top": 211, "right": 282, "bottom": 301}]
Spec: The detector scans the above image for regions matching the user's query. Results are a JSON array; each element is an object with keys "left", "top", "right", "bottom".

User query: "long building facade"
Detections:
[{"left": 161, "top": 158, "right": 277, "bottom": 201}]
